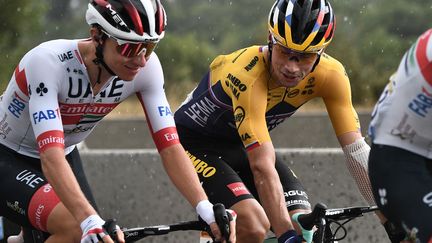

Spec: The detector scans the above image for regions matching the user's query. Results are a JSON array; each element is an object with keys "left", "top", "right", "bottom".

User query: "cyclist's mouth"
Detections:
[{"left": 124, "top": 65, "right": 140, "bottom": 74}]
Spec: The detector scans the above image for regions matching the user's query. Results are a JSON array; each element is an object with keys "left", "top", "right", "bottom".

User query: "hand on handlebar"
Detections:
[
  {"left": 211, "top": 207, "right": 237, "bottom": 243},
  {"left": 292, "top": 212, "right": 314, "bottom": 243},
  {"left": 80, "top": 215, "right": 125, "bottom": 243},
  {"left": 196, "top": 200, "right": 237, "bottom": 243}
]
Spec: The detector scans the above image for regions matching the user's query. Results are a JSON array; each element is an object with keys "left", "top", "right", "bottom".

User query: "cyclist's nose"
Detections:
[
  {"left": 131, "top": 54, "right": 146, "bottom": 67},
  {"left": 284, "top": 57, "right": 301, "bottom": 72}
]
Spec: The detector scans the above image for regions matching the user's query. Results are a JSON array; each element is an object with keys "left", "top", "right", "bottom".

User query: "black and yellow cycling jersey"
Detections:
[{"left": 175, "top": 45, "right": 360, "bottom": 150}]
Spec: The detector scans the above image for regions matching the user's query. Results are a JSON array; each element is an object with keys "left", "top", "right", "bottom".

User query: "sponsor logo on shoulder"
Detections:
[
  {"left": 225, "top": 73, "right": 247, "bottom": 99},
  {"left": 244, "top": 56, "right": 259, "bottom": 71},
  {"left": 58, "top": 51, "right": 74, "bottom": 62},
  {"left": 408, "top": 90, "right": 432, "bottom": 118}
]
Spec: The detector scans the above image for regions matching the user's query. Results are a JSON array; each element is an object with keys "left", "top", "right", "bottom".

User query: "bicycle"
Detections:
[
  {"left": 106, "top": 203, "right": 233, "bottom": 243},
  {"left": 3, "top": 203, "right": 232, "bottom": 243},
  {"left": 263, "top": 202, "right": 379, "bottom": 243}
]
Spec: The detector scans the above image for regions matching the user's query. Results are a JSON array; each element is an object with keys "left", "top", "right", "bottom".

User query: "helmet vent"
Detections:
[{"left": 276, "top": 0, "right": 288, "bottom": 41}]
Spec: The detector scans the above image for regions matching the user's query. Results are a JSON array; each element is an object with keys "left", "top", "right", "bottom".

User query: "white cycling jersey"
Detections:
[
  {"left": 369, "top": 29, "right": 432, "bottom": 159},
  {"left": 0, "top": 39, "right": 178, "bottom": 158}
]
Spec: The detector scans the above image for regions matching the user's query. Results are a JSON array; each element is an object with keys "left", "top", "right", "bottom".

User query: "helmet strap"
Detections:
[
  {"left": 92, "top": 32, "right": 116, "bottom": 84},
  {"left": 268, "top": 42, "right": 273, "bottom": 63},
  {"left": 310, "top": 53, "right": 322, "bottom": 73}
]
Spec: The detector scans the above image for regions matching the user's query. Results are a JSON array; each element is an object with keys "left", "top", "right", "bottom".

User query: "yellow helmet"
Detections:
[{"left": 268, "top": 0, "right": 335, "bottom": 53}]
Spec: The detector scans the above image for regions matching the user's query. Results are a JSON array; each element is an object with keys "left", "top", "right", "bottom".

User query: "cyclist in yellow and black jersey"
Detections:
[
  {"left": 175, "top": 0, "right": 392, "bottom": 243},
  {"left": 176, "top": 46, "right": 358, "bottom": 148}
]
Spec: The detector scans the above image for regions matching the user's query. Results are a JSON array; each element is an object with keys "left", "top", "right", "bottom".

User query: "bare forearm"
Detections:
[
  {"left": 248, "top": 143, "right": 294, "bottom": 237},
  {"left": 41, "top": 149, "right": 96, "bottom": 222},
  {"left": 160, "top": 144, "right": 207, "bottom": 207},
  {"left": 253, "top": 166, "right": 293, "bottom": 237}
]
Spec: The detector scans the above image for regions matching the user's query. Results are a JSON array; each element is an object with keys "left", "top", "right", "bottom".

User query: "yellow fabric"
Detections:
[{"left": 206, "top": 46, "right": 360, "bottom": 149}]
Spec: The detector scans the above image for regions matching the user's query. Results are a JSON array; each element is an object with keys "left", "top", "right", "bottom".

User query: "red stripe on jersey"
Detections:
[
  {"left": 59, "top": 103, "right": 118, "bottom": 124},
  {"left": 37, "top": 130, "right": 65, "bottom": 153},
  {"left": 245, "top": 141, "right": 260, "bottom": 151},
  {"left": 423, "top": 86, "right": 432, "bottom": 97},
  {"left": 416, "top": 29, "right": 432, "bottom": 86},
  {"left": 14, "top": 66, "right": 29, "bottom": 97},
  {"left": 60, "top": 115, "right": 82, "bottom": 125},
  {"left": 14, "top": 92, "right": 27, "bottom": 102},
  {"left": 74, "top": 49, "right": 83, "bottom": 64},
  {"left": 152, "top": 127, "right": 180, "bottom": 152},
  {"left": 137, "top": 92, "right": 155, "bottom": 135},
  {"left": 59, "top": 102, "right": 118, "bottom": 116},
  {"left": 136, "top": 94, "right": 178, "bottom": 151},
  {"left": 28, "top": 183, "right": 61, "bottom": 231}
]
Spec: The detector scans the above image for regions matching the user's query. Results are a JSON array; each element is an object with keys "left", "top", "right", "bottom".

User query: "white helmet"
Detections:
[{"left": 86, "top": 0, "right": 166, "bottom": 43}]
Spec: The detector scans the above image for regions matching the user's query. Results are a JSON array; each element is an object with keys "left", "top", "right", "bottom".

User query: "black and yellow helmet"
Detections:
[{"left": 268, "top": 0, "right": 335, "bottom": 53}]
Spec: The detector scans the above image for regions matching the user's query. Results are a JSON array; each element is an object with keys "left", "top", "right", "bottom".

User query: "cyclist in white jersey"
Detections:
[
  {"left": 368, "top": 28, "right": 432, "bottom": 243},
  {"left": 0, "top": 0, "right": 235, "bottom": 242}
]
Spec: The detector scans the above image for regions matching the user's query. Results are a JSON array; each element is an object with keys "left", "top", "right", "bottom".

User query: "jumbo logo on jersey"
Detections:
[
  {"left": 186, "top": 151, "right": 216, "bottom": 178},
  {"left": 244, "top": 56, "right": 259, "bottom": 71},
  {"left": 225, "top": 73, "right": 247, "bottom": 99}
]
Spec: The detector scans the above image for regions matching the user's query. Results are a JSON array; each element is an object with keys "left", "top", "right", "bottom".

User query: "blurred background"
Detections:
[
  {"left": 0, "top": 0, "right": 431, "bottom": 109},
  {"left": 1, "top": 1, "right": 430, "bottom": 241}
]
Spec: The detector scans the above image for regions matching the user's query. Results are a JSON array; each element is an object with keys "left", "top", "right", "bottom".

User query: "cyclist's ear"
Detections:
[{"left": 90, "top": 26, "right": 104, "bottom": 44}]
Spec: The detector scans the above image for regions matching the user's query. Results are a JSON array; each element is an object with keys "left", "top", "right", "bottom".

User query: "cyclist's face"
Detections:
[
  {"left": 270, "top": 44, "right": 318, "bottom": 88},
  {"left": 103, "top": 38, "right": 149, "bottom": 81}
]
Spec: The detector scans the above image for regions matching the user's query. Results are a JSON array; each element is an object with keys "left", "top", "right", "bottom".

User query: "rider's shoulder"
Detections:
[
  {"left": 210, "top": 45, "right": 266, "bottom": 75},
  {"left": 22, "top": 39, "right": 79, "bottom": 64},
  {"left": 315, "top": 52, "right": 347, "bottom": 77}
]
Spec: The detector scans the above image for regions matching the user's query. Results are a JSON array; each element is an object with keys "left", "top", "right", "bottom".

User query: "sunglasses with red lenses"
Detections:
[{"left": 102, "top": 30, "right": 158, "bottom": 58}]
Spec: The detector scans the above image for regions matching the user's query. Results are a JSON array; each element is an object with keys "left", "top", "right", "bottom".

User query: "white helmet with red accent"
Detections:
[{"left": 86, "top": 0, "right": 166, "bottom": 43}]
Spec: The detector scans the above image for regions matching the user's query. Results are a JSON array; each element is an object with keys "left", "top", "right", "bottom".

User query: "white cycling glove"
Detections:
[
  {"left": 196, "top": 200, "right": 215, "bottom": 225},
  {"left": 80, "top": 215, "right": 107, "bottom": 243}
]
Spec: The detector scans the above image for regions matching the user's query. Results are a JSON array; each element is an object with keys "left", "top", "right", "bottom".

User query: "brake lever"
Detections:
[
  {"left": 103, "top": 219, "right": 120, "bottom": 243},
  {"left": 213, "top": 203, "right": 231, "bottom": 243}
]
